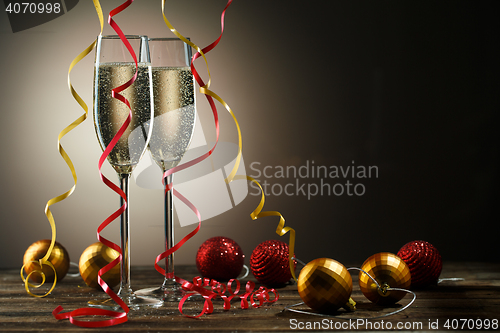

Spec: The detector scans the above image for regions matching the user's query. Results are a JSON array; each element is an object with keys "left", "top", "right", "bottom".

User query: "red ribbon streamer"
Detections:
[
  {"left": 155, "top": 188, "right": 202, "bottom": 279},
  {"left": 176, "top": 276, "right": 278, "bottom": 318},
  {"left": 153, "top": 0, "right": 232, "bottom": 287},
  {"left": 154, "top": 3, "right": 282, "bottom": 315},
  {"left": 155, "top": 1, "right": 281, "bottom": 319},
  {"left": 53, "top": 0, "right": 136, "bottom": 327}
]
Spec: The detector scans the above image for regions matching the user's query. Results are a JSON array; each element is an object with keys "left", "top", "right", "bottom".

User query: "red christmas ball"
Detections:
[
  {"left": 250, "top": 240, "right": 296, "bottom": 287},
  {"left": 397, "top": 240, "right": 442, "bottom": 288},
  {"left": 196, "top": 236, "right": 244, "bottom": 281}
]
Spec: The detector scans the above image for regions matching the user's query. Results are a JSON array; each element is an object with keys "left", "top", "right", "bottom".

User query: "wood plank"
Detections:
[{"left": 1, "top": 262, "right": 499, "bottom": 331}]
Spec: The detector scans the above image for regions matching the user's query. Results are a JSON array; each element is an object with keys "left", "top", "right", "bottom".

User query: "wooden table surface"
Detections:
[{"left": 1, "top": 262, "right": 499, "bottom": 332}]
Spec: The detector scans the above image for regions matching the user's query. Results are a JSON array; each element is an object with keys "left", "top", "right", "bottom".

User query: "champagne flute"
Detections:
[
  {"left": 135, "top": 38, "right": 196, "bottom": 302},
  {"left": 91, "top": 35, "right": 161, "bottom": 310}
]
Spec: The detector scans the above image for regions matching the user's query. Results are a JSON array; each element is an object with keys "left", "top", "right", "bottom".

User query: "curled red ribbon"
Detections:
[
  {"left": 159, "top": 0, "right": 297, "bottom": 291},
  {"left": 153, "top": 0, "right": 232, "bottom": 284},
  {"left": 176, "top": 276, "right": 278, "bottom": 318},
  {"left": 157, "top": 2, "right": 290, "bottom": 320},
  {"left": 155, "top": 188, "right": 202, "bottom": 280},
  {"left": 53, "top": 0, "right": 136, "bottom": 327}
]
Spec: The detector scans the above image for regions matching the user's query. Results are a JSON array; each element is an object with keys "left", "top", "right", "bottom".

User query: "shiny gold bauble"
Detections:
[
  {"left": 298, "top": 258, "right": 353, "bottom": 312},
  {"left": 79, "top": 242, "right": 120, "bottom": 289},
  {"left": 23, "top": 239, "right": 70, "bottom": 283},
  {"left": 359, "top": 252, "right": 411, "bottom": 305}
]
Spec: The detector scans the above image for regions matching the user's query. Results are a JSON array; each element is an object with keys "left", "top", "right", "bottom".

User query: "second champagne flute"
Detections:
[{"left": 135, "top": 38, "right": 196, "bottom": 302}]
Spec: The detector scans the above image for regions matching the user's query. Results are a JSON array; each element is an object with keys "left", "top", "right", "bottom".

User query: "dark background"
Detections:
[{"left": 0, "top": 1, "right": 498, "bottom": 269}]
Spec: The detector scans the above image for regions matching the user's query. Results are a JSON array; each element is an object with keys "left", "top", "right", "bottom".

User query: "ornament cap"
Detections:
[
  {"left": 343, "top": 297, "right": 357, "bottom": 311},
  {"left": 377, "top": 282, "right": 391, "bottom": 297}
]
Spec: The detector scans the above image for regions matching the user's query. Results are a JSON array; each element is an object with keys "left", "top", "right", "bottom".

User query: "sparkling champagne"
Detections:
[
  {"left": 148, "top": 66, "right": 196, "bottom": 171},
  {"left": 94, "top": 62, "right": 153, "bottom": 174}
]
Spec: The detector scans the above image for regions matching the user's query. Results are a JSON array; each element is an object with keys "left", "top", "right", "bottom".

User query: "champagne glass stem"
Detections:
[
  {"left": 118, "top": 173, "right": 135, "bottom": 301},
  {"left": 165, "top": 173, "right": 174, "bottom": 278},
  {"left": 161, "top": 173, "right": 184, "bottom": 300},
  {"left": 89, "top": 172, "right": 161, "bottom": 309}
]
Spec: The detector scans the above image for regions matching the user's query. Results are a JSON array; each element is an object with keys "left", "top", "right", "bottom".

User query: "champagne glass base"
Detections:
[
  {"left": 135, "top": 279, "right": 203, "bottom": 304},
  {"left": 136, "top": 281, "right": 186, "bottom": 302},
  {"left": 88, "top": 292, "right": 162, "bottom": 311},
  {"left": 135, "top": 286, "right": 182, "bottom": 302}
]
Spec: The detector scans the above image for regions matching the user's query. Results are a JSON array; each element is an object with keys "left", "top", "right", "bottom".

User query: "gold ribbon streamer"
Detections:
[
  {"left": 161, "top": 1, "right": 296, "bottom": 282},
  {"left": 235, "top": 175, "right": 297, "bottom": 282},
  {"left": 161, "top": 0, "right": 240, "bottom": 183},
  {"left": 20, "top": 1, "right": 104, "bottom": 297}
]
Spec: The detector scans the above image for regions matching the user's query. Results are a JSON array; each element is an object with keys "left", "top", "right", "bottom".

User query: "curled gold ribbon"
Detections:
[
  {"left": 161, "top": 0, "right": 297, "bottom": 282},
  {"left": 20, "top": 0, "right": 104, "bottom": 298},
  {"left": 235, "top": 175, "right": 297, "bottom": 282}
]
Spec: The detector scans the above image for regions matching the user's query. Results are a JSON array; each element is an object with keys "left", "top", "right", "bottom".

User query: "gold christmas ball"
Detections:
[
  {"left": 359, "top": 252, "right": 411, "bottom": 305},
  {"left": 23, "top": 239, "right": 70, "bottom": 283},
  {"left": 298, "top": 258, "right": 352, "bottom": 313},
  {"left": 79, "top": 242, "right": 120, "bottom": 289}
]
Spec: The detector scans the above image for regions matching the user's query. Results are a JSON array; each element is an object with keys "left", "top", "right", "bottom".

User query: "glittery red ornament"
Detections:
[
  {"left": 397, "top": 240, "right": 442, "bottom": 288},
  {"left": 196, "top": 236, "right": 245, "bottom": 281},
  {"left": 250, "top": 240, "right": 296, "bottom": 287}
]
